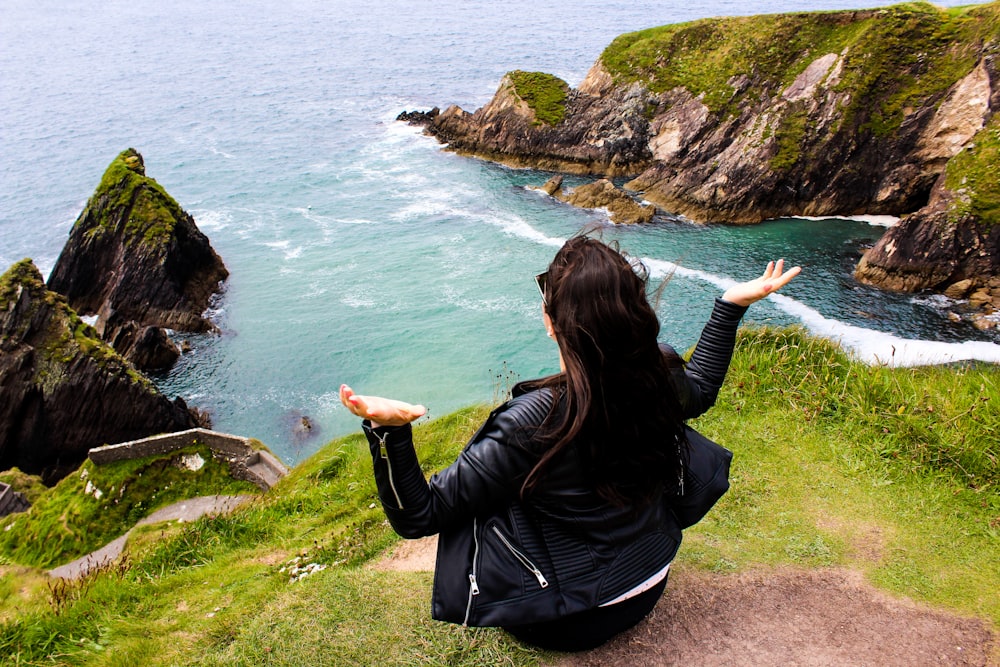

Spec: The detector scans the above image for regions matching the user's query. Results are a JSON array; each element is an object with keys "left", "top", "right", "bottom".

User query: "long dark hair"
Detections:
[{"left": 522, "top": 236, "right": 687, "bottom": 506}]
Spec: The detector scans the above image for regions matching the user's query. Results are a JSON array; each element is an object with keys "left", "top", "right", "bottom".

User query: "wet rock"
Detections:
[
  {"left": 396, "top": 108, "right": 440, "bottom": 125},
  {"left": 968, "top": 289, "right": 993, "bottom": 309},
  {"left": 536, "top": 174, "right": 564, "bottom": 196},
  {"left": 562, "top": 179, "right": 656, "bottom": 224},
  {"left": 943, "top": 279, "right": 974, "bottom": 300},
  {"left": 972, "top": 315, "right": 997, "bottom": 330}
]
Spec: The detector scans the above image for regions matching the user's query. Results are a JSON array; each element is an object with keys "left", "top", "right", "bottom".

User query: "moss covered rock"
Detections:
[{"left": 47, "top": 149, "right": 228, "bottom": 369}]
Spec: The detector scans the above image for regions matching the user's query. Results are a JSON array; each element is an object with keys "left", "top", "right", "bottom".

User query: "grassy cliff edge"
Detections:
[{"left": 1, "top": 328, "right": 997, "bottom": 665}]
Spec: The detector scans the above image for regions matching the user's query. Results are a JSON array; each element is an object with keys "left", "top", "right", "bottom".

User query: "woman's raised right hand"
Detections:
[{"left": 721, "top": 259, "right": 801, "bottom": 307}]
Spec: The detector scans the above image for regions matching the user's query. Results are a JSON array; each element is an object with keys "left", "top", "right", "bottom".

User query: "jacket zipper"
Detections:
[
  {"left": 491, "top": 525, "right": 549, "bottom": 589},
  {"left": 374, "top": 433, "right": 404, "bottom": 509},
  {"left": 463, "top": 517, "right": 480, "bottom": 626}
]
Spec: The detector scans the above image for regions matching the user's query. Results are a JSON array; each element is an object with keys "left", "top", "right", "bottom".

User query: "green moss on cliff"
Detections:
[
  {"left": 82, "top": 148, "right": 187, "bottom": 248},
  {"left": 0, "top": 258, "right": 42, "bottom": 305},
  {"left": 944, "top": 115, "right": 1000, "bottom": 226},
  {"left": 599, "top": 2, "right": 996, "bottom": 131},
  {"left": 771, "top": 106, "right": 810, "bottom": 171},
  {"left": 508, "top": 70, "right": 569, "bottom": 126},
  {"left": 836, "top": 4, "right": 984, "bottom": 138},
  {"left": 0, "top": 258, "right": 150, "bottom": 388}
]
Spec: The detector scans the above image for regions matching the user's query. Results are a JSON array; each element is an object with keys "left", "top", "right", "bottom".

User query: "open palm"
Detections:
[
  {"left": 722, "top": 259, "right": 801, "bottom": 307},
  {"left": 339, "top": 384, "right": 426, "bottom": 427}
]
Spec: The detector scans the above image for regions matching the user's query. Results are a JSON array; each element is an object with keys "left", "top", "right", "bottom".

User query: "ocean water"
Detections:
[{"left": 2, "top": 0, "right": 997, "bottom": 464}]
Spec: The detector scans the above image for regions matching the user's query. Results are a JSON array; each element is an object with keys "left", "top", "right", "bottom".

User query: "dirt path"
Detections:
[
  {"left": 373, "top": 536, "right": 998, "bottom": 666},
  {"left": 47, "top": 495, "right": 252, "bottom": 580}
]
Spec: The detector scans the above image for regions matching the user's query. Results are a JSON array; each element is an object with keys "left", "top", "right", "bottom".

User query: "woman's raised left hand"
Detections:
[
  {"left": 722, "top": 259, "right": 801, "bottom": 307},
  {"left": 339, "top": 384, "right": 426, "bottom": 427}
]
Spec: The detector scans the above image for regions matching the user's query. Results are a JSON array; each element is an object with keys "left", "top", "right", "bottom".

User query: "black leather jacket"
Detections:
[{"left": 363, "top": 298, "right": 747, "bottom": 627}]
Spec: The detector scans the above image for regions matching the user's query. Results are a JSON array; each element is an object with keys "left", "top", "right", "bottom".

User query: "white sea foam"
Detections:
[
  {"left": 793, "top": 214, "right": 900, "bottom": 227},
  {"left": 442, "top": 285, "right": 536, "bottom": 316},
  {"left": 492, "top": 221, "right": 1000, "bottom": 367},
  {"left": 293, "top": 206, "right": 364, "bottom": 228},
  {"left": 207, "top": 144, "right": 234, "bottom": 159},
  {"left": 342, "top": 294, "right": 377, "bottom": 308},
  {"left": 334, "top": 217, "right": 379, "bottom": 225},
  {"left": 191, "top": 209, "right": 231, "bottom": 231},
  {"left": 770, "top": 292, "right": 1000, "bottom": 366},
  {"left": 391, "top": 194, "right": 462, "bottom": 221},
  {"left": 911, "top": 293, "right": 959, "bottom": 309},
  {"left": 472, "top": 209, "right": 565, "bottom": 248}
]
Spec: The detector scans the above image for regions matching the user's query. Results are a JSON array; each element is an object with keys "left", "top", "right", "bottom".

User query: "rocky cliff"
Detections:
[
  {"left": 47, "top": 149, "right": 229, "bottom": 370},
  {"left": 0, "top": 260, "right": 199, "bottom": 484},
  {"left": 408, "top": 3, "right": 1000, "bottom": 304}
]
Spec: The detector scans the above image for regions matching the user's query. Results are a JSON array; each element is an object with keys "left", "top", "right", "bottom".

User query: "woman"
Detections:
[{"left": 340, "top": 237, "right": 799, "bottom": 651}]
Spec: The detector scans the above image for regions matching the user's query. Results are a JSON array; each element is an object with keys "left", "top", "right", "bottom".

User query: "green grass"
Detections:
[
  {"left": 686, "top": 328, "right": 998, "bottom": 619},
  {"left": 770, "top": 106, "right": 810, "bottom": 171},
  {"left": 508, "top": 71, "right": 569, "bottom": 126},
  {"left": 1, "top": 328, "right": 997, "bottom": 665},
  {"left": 945, "top": 114, "right": 1000, "bottom": 226},
  {"left": 0, "top": 469, "right": 47, "bottom": 505},
  {"left": 0, "top": 445, "right": 259, "bottom": 570},
  {"left": 598, "top": 3, "right": 996, "bottom": 129}
]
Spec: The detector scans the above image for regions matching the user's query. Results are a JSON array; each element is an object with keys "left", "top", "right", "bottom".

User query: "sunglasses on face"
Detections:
[{"left": 534, "top": 272, "right": 548, "bottom": 305}]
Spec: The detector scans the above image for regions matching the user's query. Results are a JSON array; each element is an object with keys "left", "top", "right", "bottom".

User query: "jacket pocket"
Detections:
[{"left": 488, "top": 523, "right": 549, "bottom": 590}]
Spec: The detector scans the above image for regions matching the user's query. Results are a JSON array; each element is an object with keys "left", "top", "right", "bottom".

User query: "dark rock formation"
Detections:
[
  {"left": 855, "top": 112, "right": 1000, "bottom": 317},
  {"left": 427, "top": 72, "right": 653, "bottom": 176},
  {"left": 47, "top": 149, "right": 228, "bottom": 370},
  {"left": 411, "top": 4, "right": 1000, "bottom": 297},
  {"left": 855, "top": 182, "right": 1000, "bottom": 293},
  {"left": 397, "top": 107, "right": 440, "bottom": 124},
  {"left": 1, "top": 259, "right": 199, "bottom": 484}
]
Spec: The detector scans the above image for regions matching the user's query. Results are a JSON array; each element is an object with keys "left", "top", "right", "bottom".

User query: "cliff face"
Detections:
[
  {"left": 0, "top": 260, "right": 198, "bottom": 484},
  {"left": 430, "top": 71, "right": 654, "bottom": 176},
  {"left": 412, "top": 3, "right": 1000, "bottom": 297},
  {"left": 855, "top": 112, "right": 1000, "bottom": 311},
  {"left": 47, "top": 149, "right": 228, "bottom": 369}
]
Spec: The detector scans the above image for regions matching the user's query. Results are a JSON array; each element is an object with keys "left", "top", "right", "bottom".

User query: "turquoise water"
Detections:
[{"left": 2, "top": 0, "right": 998, "bottom": 463}]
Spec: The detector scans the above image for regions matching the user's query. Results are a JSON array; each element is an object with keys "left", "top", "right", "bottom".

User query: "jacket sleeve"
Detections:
[
  {"left": 670, "top": 297, "right": 748, "bottom": 419},
  {"left": 363, "top": 391, "right": 550, "bottom": 539}
]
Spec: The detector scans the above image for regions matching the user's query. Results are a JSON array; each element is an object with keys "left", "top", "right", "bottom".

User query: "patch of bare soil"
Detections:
[
  {"left": 373, "top": 537, "right": 998, "bottom": 666},
  {"left": 368, "top": 535, "right": 438, "bottom": 572},
  {"left": 558, "top": 568, "right": 997, "bottom": 667}
]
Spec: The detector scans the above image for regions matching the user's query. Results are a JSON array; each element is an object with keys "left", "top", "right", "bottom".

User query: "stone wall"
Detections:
[
  {"left": 0, "top": 482, "right": 31, "bottom": 517},
  {"left": 88, "top": 429, "right": 288, "bottom": 491}
]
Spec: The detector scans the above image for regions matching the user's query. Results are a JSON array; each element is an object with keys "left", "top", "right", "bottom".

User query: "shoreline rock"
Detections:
[{"left": 401, "top": 4, "right": 1000, "bottom": 303}]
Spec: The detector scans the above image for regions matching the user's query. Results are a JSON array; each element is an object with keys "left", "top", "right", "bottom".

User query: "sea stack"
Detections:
[
  {"left": 47, "top": 149, "right": 229, "bottom": 370},
  {"left": 0, "top": 259, "right": 199, "bottom": 484}
]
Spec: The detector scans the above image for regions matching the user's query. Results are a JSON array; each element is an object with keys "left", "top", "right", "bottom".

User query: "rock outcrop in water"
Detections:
[
  {"left": 47, "top": 149, "right": 229, "bottom": 370},
  {"left": 402, "top": 3, "right": 1000, "bottom": 306},
  {"left": 0, "top": 260, "right": 200, "bottom": 484},
  {"left": 531, "top": 174, "right": 655, "bottom": 224}
]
